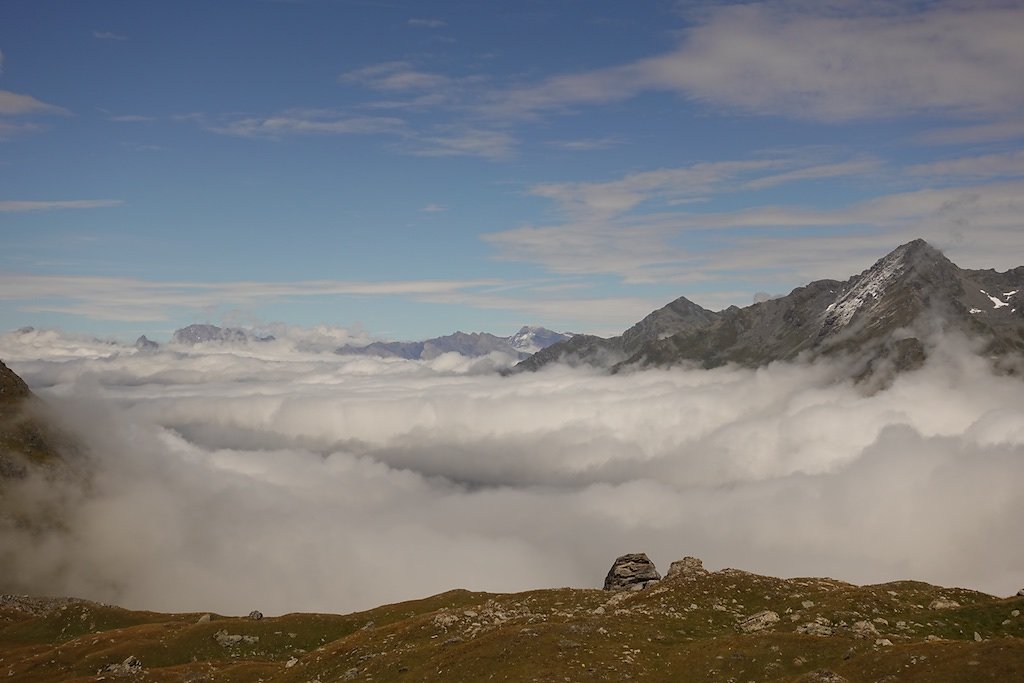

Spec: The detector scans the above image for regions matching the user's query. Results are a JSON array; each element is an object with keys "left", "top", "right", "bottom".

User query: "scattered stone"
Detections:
[
  {"left": 928, "top": 598, "right": 960, "bottom": 610},
  {"left": 665, "top": 556, "right": 708, "bottom": 580},
  {"left": 248, "top": 610, "right": 263, "bottom": 621},
  {"left": 737, "top": 610, "right": 780, "bottom": 633},
  {"left": 1012, "top": 610, "right": 1020, "bottom": 618},
  {"left": 974, "top": 631, "right": 983, "bottom": 642},
  {"left": 925, "top": 635, "right": 942, "bottom": 642},
  {"left": 591, "top": 606, "right": 606, "bottom": 615},
  {"left": 852, "top": 620, "right": 879, "bottom": 638},
  {"left": 102, "top": 656, "right": 143, "bottom": 677},
  {"left": 196, "top": 613, "right": 211, "bottom": 624},
  {"left": 214, "top": 629, "right": 259, "bottom": 647},
  {"left": 285, "top": 657, "right": 298, "bottom": 668},
  {"left": 1017, "top": 588, "right": 1024, "bottom": 597},
  {"left": 801, "top": 600, "right": 815, "bottom": 609},
  {"left": 798, "top": 617, "right": 834, "bottom": 637},
  {"left": 803, "top": 671, "right": 848, "bottom": 683},
  {"left": 603, "top": 553, "right": 661, "bottom": 591},
  {"left": 875, "top": 638, "right": 893, "bottom": 647}
]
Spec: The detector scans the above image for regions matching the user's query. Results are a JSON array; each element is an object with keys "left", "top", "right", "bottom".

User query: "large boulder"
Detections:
[
  {"left": 603, "top": 553, "right": 661, "bottom": 591},
  {"left": 665, "top": 556, "right": 708, "bottom": 580}
]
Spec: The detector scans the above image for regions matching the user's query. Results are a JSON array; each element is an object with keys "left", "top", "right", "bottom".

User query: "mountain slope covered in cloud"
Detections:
[{"left": 517, "top": 239, "right": 1024, "bottom": 376}]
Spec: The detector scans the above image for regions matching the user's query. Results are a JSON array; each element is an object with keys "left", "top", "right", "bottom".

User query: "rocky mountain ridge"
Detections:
[
  {"left": 336, "top": 325, "right": 573, "bottom": 361},
  {"left": 515, "top": 239, "right": 1024, "bottom": 375},
  {"left": 2, "top": 555, "right": 1022, "bottom": 682}
]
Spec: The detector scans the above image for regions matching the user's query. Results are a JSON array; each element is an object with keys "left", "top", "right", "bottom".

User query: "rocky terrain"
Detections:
[
  {"left": 1, "top": 555, "right": 1021, "bottom": 682},
  {"left": 0, "top": 360, "right": 64, "bottom": 478},
  {"left": 516, "top": 239, "right": 1024, "bottom": 376},
  {"left": 336, "top": 326, "right": 573, "bottom": 361}
]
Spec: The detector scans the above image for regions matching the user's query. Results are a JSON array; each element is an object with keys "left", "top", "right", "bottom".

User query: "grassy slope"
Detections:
[{"left": 2, "top": 568, "right": 1022, "bottom": 682}]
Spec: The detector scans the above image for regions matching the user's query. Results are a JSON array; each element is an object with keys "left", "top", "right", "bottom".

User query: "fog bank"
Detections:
[{"left": 1, "top": 328, "right": 1022, "bottom": 615}]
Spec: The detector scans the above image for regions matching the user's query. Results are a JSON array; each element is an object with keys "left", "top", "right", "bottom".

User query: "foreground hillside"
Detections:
[{"left": 3, "top": 557, "right": 1022, "bottom": 682}]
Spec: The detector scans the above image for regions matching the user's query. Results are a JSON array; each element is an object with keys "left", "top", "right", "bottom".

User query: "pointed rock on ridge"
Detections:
[
  {"left": 665, "top": 556, "right": 709, "bottom": 581},
  {"left": 603, "top": 553, "right": 661, "bottom": 591}
]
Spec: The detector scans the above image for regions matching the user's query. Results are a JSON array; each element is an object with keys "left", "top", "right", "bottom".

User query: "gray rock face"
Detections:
[
  {"left": 665, "top": 556, "right": 708, "bottom": 581},
  {"left": 737, "top": 610, "right": 780, "bottom": 633},
  {"left": 603, "top": 553, "right": 661, "bottom": 591},
  {"left": 134, "top": 335, "right": 159, "bottom": 352}
]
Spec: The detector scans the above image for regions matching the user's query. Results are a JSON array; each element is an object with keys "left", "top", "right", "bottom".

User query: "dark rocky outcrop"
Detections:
[{"left": 603, "top": 553, "right": 661, "bottom": 591}]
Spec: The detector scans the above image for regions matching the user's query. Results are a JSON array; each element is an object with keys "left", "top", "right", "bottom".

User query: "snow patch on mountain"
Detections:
[
  {"left": 822, "top": 245, "right": 908, "bottom": 330},
  {"left": 506, "top": 326, "right": 573, "bottom": 354},
  {"left": 981, "top": 290, "right": 1010, "bottom": 309}
]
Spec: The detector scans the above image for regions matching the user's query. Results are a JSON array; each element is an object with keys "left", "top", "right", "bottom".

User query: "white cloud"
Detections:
[
  {"left": 340, "top": 62, "right": 453, "bottom": 92},
  {"left": 407, "top": 127, "right": 515, "bottom": 160},
  {"left": 198, "top": 109, "right": 407, "bottom": 138},
  {"left": 0, "top": 90, "right": 67, "bottom": 116},
  {"left": 484, "top": 176, "right": 1024, "bottom": 292},
  {"left": 420, "top": 203, "right": 446, "bottom": 212},
  {"left": 0, "top": 274, "right": 508, "bottom": 322},
  {"left": 2, "top": 329, "right": 1023, "bottom": 615},
  {"left": 0, "top": 199, "right": 123, "bottom": 212},
  {"left": 479, "top": 2, "right": 1024, "bottom": 122}
]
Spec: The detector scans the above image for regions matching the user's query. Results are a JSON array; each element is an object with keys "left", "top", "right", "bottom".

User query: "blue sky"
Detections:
[{"left": 2, "top": 0, "right": 1023, "bottom": 341}]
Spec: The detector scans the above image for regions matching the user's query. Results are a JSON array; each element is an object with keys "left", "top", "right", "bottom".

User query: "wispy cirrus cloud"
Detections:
[
  {"left": 405, "top": 126, "right": 515, "bottom": 160},
  {"left": 93, "top": 30, "right": 127, "bottom": 41},
  {"left": 485, "top": 164, "right": 1024, "bottom": 295},
  {"left": 407, "top": 18, "right": 446, "bottom": 29},
  {"left": 0, "top": 199, "right": 123, "bottom": 212},
  {"left": 916, "top": 120, "right": 1024, "bottom": 145},
  {"left": 0, "top": 90, "right": 68, "bottom": 116},
  {"left": 191, "top": 109, "right": 407, "bottom": 139},
  {"left": 0, "top": 274, "right": 508, "bottom": 322},
  {"left": 478, "top": 2, "right": 1024, "bottom": 123},
  {"left": 546, "top": 137, "right": 622, "bottom": 152},
  {"left": 906, "top": 151, "right": 1024, "bottom": 179}
]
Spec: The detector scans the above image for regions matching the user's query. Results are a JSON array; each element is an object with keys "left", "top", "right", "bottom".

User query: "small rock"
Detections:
[
  {"left": 214, "top": 629, "right": 259, "bottom": 647},
  {"left": 1012, "top": 610, "right": 1020, "bottom": 618},
  {"left": 603, "top": 553, "right": 661, "bottom": 591},
  {"left": 737, "top": 610, "right": 780, "bottom": 633},
  {"left": 974, "top": 631, "right": 983, "bottom": 642},
  {"left": 925, "top": 635, "right": 941, "bottom": 642},
  {"left": 805, "top": 671, "right": 849, "bottom": 683},
  {"left": 592, "top": 606, "right": 606, "bottom": 615},
  {"left": 801, "top": 600, "right": 815, "bottom": 609},
  {"left": 1017, "top": 588, "right": 1024, "bottom": 597},
  {"left": 248, "top": 610, "right": 263, "bottom": 621},
  {"left": 928, "top": 598, "right": 960, "bottom": 610},
  {"left": 852, "top": 620, "right": 879, "bottom": 638},
  {"left": 196, "top": 613, "right": 211, "bottom": 624},
  {"left": 103, "top": 655, "right": 143, "bottom": 677},
  {"left": 875, "top": 638, "right": 893, "bottom": 647},
  {"left": 285, "top": 657, "right": 298, "bottom": 668}
]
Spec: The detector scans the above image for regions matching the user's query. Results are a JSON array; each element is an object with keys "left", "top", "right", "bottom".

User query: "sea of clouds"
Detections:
[{"left": 1, "top": 326, "right": 1023, "bottom": 616}]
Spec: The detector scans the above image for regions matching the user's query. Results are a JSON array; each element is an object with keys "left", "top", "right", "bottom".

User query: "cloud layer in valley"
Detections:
[{"left": 1, "top": 327, "right": 1023, "bottom": 616}]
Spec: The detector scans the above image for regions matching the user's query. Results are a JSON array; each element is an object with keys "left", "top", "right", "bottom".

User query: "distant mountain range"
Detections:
[
  {"left": 335, "top": 326, "right": 574, "bottom": 360},
  {"left": 516, "top": 239, "right": 1024, "bottom": 376}
]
